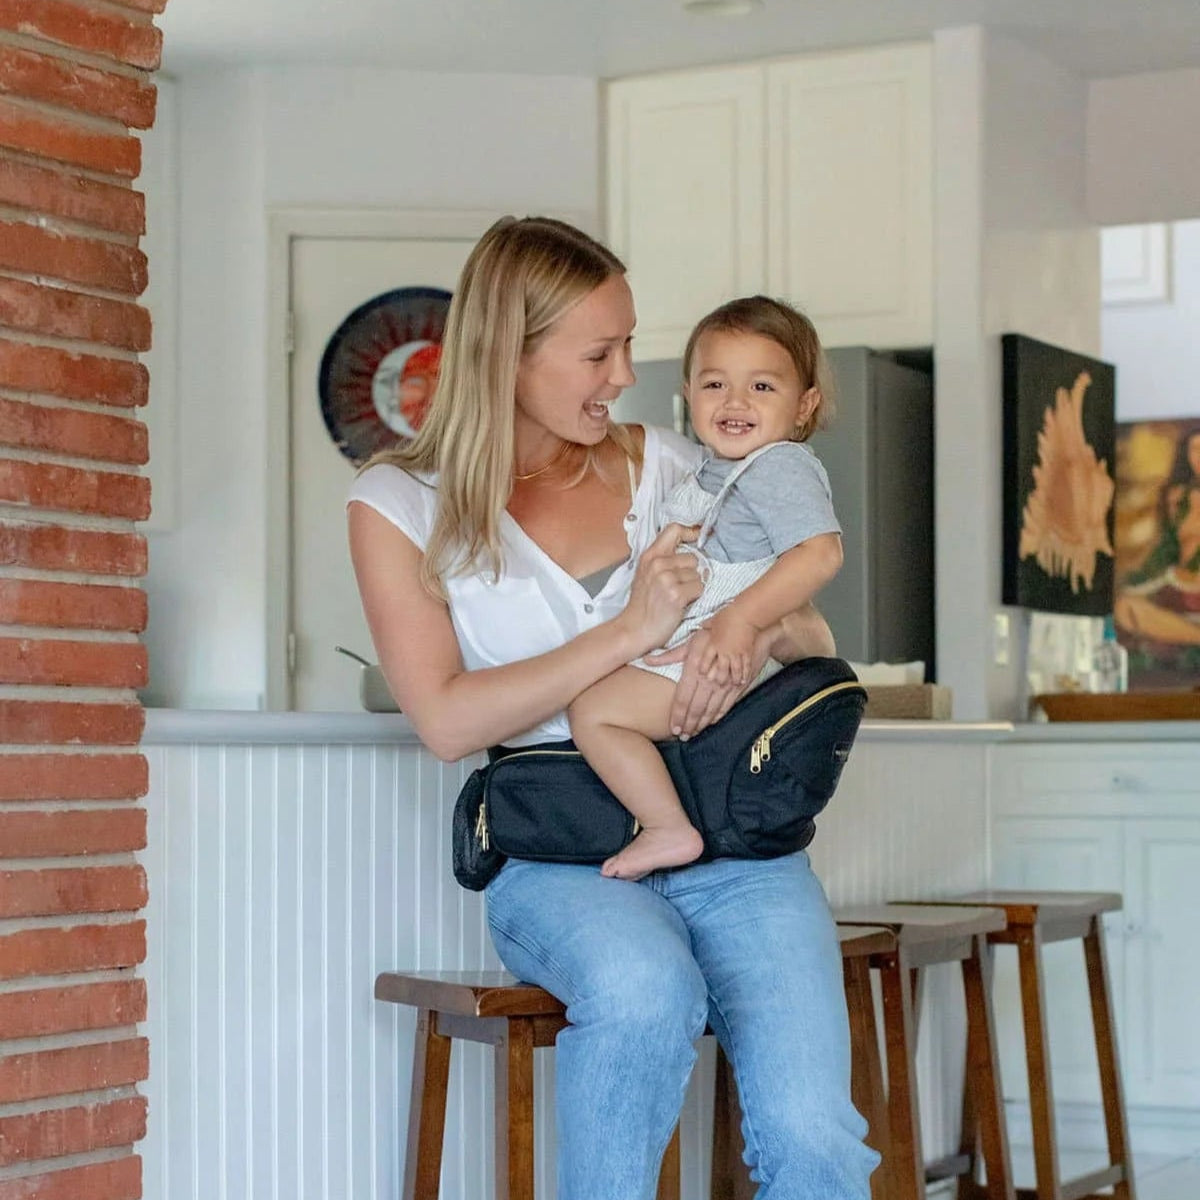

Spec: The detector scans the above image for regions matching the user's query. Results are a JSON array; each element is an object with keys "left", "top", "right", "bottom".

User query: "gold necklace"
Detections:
[{"left": 514, "top": 441, "right": 569, "bottom": 482}]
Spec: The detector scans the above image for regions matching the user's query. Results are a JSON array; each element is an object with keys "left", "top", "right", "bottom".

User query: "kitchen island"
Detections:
[{"left": 138, "top": 712, "right": 1200, "bottom": 1197}]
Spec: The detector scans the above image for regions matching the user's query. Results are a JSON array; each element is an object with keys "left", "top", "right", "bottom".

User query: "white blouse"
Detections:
[{"left": 346, "top": 425, "right": 705, "bottom": 744}]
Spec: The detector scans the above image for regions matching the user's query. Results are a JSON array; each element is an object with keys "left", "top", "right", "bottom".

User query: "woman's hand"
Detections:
[
  {"left": 647, "top": 622, "right": 773, "bottom": 739},
  {"left": 616, "top": 523, "right": 703, "bottom": 656}
]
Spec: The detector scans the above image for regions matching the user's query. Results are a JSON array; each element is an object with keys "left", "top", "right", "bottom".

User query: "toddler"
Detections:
[{"left": 568, "top": 296, "right": 844, "bottom": 880}]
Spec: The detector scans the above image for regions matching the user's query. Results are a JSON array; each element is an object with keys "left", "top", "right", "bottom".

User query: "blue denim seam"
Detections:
[{"left": 705, "top": 990, "right": 768, "bottom": 1190}]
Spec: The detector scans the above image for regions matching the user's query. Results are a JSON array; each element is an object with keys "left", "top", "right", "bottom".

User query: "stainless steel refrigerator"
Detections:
[{"left": 614, "top": 347, "right": 935, "bottom": 675}]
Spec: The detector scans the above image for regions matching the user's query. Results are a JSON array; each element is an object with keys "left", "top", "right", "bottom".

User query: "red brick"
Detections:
[
  {"left": 0, "top": 338, "right": 146, "bottom": 406},
  {"left": 0, "top": 638, "right": 146, "bottom": 687},
  {"left": 0, "top": 864, "right": 146, "bottom": 918},
  {"left": 0, "top": 460, "right": 149, "bottom": 519},
  {"left": 0, "top": 397, "right": 146, "bottom": 463},
  {"left": 0, "top": 0, "right": 162, "bottom": 71},
  {"left": 0, "top": 1096, "right": 146, "bottom": 1167},
  {"left": 0, "top": 808, "right": 145, "bottom": 855},
  {"left": 0, "top": 99, "right": 140, "bottom": 179},
  {"left": 108, "top": 0, "right": 167, "bottom": 14},
  {"left": 0, "top": 578, "right": 146, "bottom": 630},
  {"left": 0, "top": 47, "right": 156, "bottom": 129},
  {"left": 0, "top": 701, "right": 145, "bottom": 746},
  {"left": 0, "top": 278, "right": 149, "bottom": 351},
  {"left": 0, "top": 753, "right": 146, "bottom": 801},
  {"left": 0, "top": 159, "right": 144, "bottom": 238},
  {"left": 0, "top": 921, "right": 145, "bottom": 981},
  {"left": 0, "top": 1155, "right": 141, "bottom": 1200},
  {"left": 0, "top": 979, "right": 145, "bottom": 1039},
  {"left": 0, "top": 222, "right": 147, "bottom": 295},
  {"left": 0, "top": 524, "right": 147, "bottom": 576},
  {"left": 0, "top": 1037, "right": 147, "bottom": 1104}
]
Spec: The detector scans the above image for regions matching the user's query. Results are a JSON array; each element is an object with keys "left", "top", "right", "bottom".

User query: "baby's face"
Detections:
[{"left": 685, "top": 330, "right": 816, "bottom": 459}]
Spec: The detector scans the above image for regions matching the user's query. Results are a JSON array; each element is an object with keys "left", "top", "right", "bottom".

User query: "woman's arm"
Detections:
[{"left": 348, "top": 502, "right": 701, "bottom": 760}]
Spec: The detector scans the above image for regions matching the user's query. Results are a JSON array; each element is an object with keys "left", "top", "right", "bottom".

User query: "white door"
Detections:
[{"left": 288, "top": 233, "right": 479, "bottom": 711}]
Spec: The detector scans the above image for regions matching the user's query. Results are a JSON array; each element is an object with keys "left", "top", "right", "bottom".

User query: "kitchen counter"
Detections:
[{"left": 142, "top": 708, "right": 1200, "bottom": 746}]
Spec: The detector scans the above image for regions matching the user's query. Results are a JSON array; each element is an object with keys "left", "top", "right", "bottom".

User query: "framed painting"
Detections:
[
  {"left": 1001, "top": 334, "right": 1116, "bottom": 616},
  {"left": 1113, "top": 417, "right": 1200, "bottom": 687}
]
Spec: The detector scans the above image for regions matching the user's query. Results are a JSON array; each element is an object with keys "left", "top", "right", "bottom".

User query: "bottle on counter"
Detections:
[{"left": 1092, "top": 616, "right": 1129, "bottom": 693}]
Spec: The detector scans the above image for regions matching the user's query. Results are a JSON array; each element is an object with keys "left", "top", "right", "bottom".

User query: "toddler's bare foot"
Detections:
[{"left": 601, "top": 824, "right": 704, "bottom": 881}]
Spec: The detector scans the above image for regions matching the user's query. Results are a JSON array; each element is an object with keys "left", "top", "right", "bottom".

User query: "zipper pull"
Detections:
[
  {"left": 476, "top": 802, "right": 489, "bottom": 850},
  {"left": 750, "top": 736, "right": 764, "bottom": 774}
]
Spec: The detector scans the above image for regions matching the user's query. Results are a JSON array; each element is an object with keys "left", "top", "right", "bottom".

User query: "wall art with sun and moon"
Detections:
[
  {"left": 1001, "top": 333, "right": 1117, "bottom": 617},
  {"left": 317, "top": 285, "right": 450, "bottom": 465}
]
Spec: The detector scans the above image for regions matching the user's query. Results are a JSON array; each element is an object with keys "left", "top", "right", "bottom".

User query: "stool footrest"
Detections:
[
  {"left": 923, "top": 1151, "right": 972, "bottom": 1183},
  {"left": 1013, "top": 1162, "right": 1129, "bottom": 1200}
]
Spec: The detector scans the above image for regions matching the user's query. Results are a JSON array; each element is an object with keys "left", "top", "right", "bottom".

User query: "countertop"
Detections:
[{"left": 142, "top": 709, "right": 1200, "bottom": 747}]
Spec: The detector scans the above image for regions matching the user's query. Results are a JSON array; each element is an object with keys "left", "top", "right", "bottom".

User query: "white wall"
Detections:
[
  {"left": 1088, "top": 68, "right": 1200, "bottom": 226},
  {"left": 142, "top": 66, "right": 599, "bottom": 708},
  {"left": 933, "top": 28, "right": 1099, "bottom": 720},
  {"left": 1103, "top": 220, "right": 1200, "bottom": 422}
]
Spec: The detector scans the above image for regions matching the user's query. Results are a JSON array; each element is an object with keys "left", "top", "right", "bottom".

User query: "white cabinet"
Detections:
[
  {"left": 604, "top": 43, "right": 933, "bottom": 361},
  {"left": 605, "top": 66, "right": 766, "bottom": 362},
  {"left": 989, "top": 743, "right": 1200, "bottom": 1117},
  {"left": 766, "top": 45, "right": 933, "bottom": 349}
]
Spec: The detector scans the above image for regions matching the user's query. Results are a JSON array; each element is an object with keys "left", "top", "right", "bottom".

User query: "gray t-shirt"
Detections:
[{"left": 695, "top": 441, "right": 840, "bottom": 563}]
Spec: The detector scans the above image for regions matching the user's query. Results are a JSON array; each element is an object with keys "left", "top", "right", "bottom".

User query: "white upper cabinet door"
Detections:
[
  {"left": 767, "top": 43, "right": 933, "bottom": 349},
  {"left": 606, "top": 67, "right": 767, "bottom": 362}
]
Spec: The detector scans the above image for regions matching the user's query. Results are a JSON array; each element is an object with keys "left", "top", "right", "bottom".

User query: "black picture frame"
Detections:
[{"left": 1001, "top": 333, "right": 1116, "bottom": 615}]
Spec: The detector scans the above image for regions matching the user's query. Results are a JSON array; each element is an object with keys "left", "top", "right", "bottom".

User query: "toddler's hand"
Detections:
[{"left": 698, "top": 610, "right": 759, "bottom": 687}]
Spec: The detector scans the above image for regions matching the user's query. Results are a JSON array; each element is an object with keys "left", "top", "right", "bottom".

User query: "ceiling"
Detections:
[{"left": 160, "top": 0, "right": 1200, "bottom": 81}]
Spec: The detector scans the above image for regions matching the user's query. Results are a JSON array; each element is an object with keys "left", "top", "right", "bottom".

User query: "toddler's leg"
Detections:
[{"left": 568, "top": 666, "right": 703, "bottom": 880}]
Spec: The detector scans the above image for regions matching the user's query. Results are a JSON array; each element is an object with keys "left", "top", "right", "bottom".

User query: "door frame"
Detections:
[{"left": 263, "top": 208, "right": 591, "bottom": 709}]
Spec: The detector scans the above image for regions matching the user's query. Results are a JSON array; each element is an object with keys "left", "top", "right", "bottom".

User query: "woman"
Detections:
[
  {"left": 1119, "top": 429, "right": 1200, "bottom": 646},
  {"left": 347, "top": 216, "right": 877, "bottom": 1199}
]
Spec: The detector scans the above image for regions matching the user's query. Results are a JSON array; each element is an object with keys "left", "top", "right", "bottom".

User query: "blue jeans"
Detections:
[{"left": 485, "top": 851, "right": 880, "bottom": 1200}]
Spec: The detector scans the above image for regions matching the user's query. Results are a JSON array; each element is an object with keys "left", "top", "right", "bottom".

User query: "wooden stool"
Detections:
[
  {"left": 709, "top": 925, "right": 897, "bottom": 1200},
  {"left": 899, "top": 892, "right": 1135, "bottom": 1200},
  {"left": 374, "top": 970, "right": 683, "bottom": 1200},
  {"left": 834, "top": 904, "right": 1016, "bottom": 1200}
]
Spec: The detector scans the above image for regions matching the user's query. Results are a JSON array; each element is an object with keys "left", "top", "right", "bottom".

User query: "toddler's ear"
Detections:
[{"left": 795, "top": 386, "right": 821, "bottom": 437}]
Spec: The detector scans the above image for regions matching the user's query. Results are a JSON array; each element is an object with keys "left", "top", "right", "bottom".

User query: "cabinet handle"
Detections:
[{"left": 1110, "top": 773, "right": 1142, "bottom": 791}]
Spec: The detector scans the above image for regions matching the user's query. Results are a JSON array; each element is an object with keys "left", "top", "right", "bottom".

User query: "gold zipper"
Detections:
[{"left": 749, "top": 681, "right": 864, "bottom": 774}]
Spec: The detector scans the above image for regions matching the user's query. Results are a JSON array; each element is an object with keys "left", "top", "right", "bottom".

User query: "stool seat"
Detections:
[
  {"left": 375, "top": 970, "right": 567, "bottom": 1018},
  {"left": 894, "top": 891, "right": 1123, "bottom": 947},
  {"left": 838, "top": 924, "right": 897, "bottom": 956},
  {"left": 838, "top": 903, "right": 1007, "bottom": 943}
]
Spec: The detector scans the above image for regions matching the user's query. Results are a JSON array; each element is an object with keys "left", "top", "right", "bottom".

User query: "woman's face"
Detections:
[
  {"left": 1187, "top": 432, "right": 1200, "bottom": 478},
  {"left": 514, "top": 273, "right": 636, "bottom": 448}
]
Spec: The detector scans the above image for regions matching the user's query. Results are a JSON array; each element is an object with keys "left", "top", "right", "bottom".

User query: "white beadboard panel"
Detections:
[
  {"left": 811, "top": 737, "right": 993, "bottom": 1165},
  {"left": 142, "top": 732, "right": 991, "bottom": 1198}
]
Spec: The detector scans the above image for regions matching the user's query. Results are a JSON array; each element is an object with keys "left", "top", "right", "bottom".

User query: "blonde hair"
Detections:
[
  {"left": 366, "top": 216, "right": 636, "bottom": 592},
  {"left": 681, "top": 295, "right": 835, "bottom": 441}
]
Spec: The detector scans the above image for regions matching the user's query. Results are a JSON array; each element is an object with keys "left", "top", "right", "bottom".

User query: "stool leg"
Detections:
[
  {"left": 878, "top": 950, "right": 925, "bottom": 1200},
  {"left": 845, "top": 956, "right": 890, "bottom": 1200},
  {"left": 404, "top": 1008, "right": 452, "bottom": 1200},
  {"left": 711, "top": 1043, "right": 754, "bottom": 1200},
  {"left": 1016, "top": 927, "right": 1063, "bottom": 1200},
  {"left": 961, "top": 935, "right": 1015, "bottom": 1200},
  {"left": 657, "top": 1124, "right": 682, "bottom": 1200},
  {"left": 495, "top": 1018, "right": 536, "bottom": 1200},
  {"left": 1083, "top": 915, "right": 1136, "bottom": 1199}
]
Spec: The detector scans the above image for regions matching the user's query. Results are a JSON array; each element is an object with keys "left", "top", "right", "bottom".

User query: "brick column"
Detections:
[{"left": 0, "top": 2, "right": 165, "bottom": 1197}]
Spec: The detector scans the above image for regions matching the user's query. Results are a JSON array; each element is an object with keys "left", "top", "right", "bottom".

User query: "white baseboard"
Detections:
[{"left": 1004, "top": 1099, "right": 1200, "bottom": 1159}]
